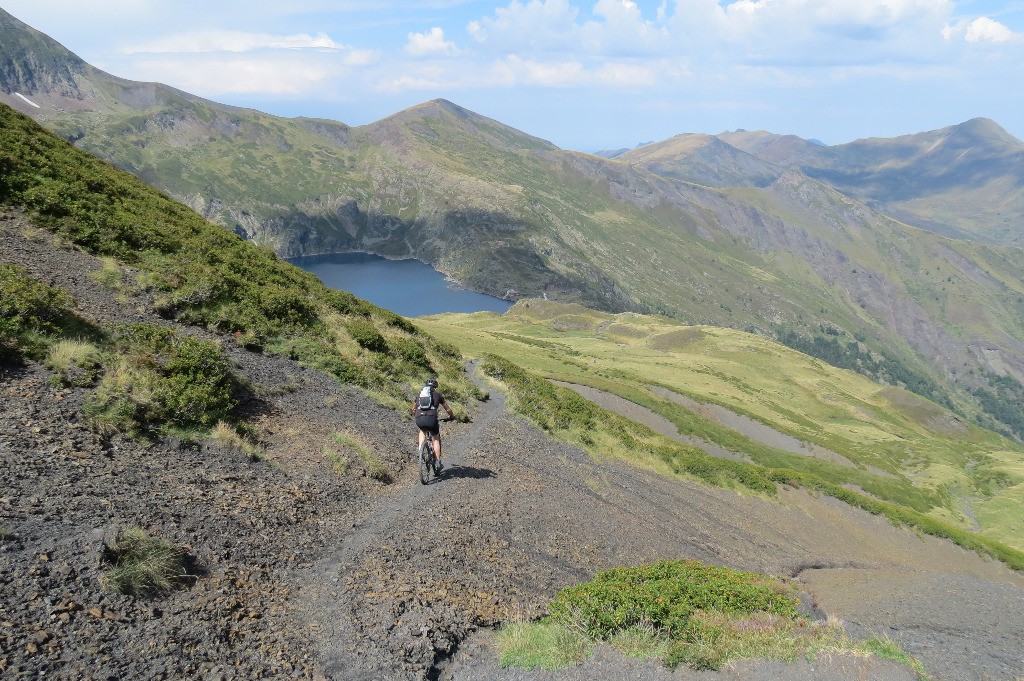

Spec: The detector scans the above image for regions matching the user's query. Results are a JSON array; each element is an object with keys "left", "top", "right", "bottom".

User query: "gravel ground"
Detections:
[{"left": 3, "top": 214, "right": 1024, "bottom": 680}]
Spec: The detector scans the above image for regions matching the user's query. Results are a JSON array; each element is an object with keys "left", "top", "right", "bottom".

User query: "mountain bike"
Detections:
[
  {"left": 417, "top": 427, "right": 441, "bottom": 484},
  {"left": 416, "top": 417, "right": 455, "bottom": 484}
]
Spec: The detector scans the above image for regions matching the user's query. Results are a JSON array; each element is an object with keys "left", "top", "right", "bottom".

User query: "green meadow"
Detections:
[{"left": 420, "top": 300, "right": 1024, "bottom": 554}]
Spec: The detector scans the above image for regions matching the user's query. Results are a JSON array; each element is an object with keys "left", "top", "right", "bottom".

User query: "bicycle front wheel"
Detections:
[{"left": 418, "top": 440, "right": 432, "bottom": 485}]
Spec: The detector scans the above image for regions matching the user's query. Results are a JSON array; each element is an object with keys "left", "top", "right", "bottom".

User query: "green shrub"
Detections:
[
  {"left": 100, "top": 527, "right": 189, "bottom": 597},
  {"left": 0, "top": 264, "right": 78, "bottom": 359},
  {"left": 325, "top": 289, "right": 374, "bottom": 317},
  {"left": 346, "top": 319, "right": 388, "bottom": 353},
  {"left": 268, "top": 335, "right": 367, "bottom": 385},
  {"left": 481, "top": 354, "right": 594, "bottom": 431},
  {"left": 85, "top": 324, "right": 242, "bottom": 435},
  {"left": 547, "top": 560, "right": 798, "bottom": 640},
  {"left": 380, "top": 309, "right": 418, "bottom": 334},
  {"left": 430, "top": 339, "right": 463, "bottom": 361},
  {"left": 393, "top": 337, "right": 431, "bottom": 369},
  {"left": 0, "top": 318, "right": 22, "bottom": 362},
  {"left": 503, "top": 560, "right": 924, "bottom": 675}
]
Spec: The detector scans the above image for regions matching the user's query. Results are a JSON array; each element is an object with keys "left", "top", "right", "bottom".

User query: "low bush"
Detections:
[
  {"left": 0, "top": 264, "right": 96, "bottom": 360},
  {"left": 392, "top": 337, "right": 431, "bottom": 369},
  {"left": 346, "top": 319, "right": 389, "bottom": 353},
  {"left": 85, "top": 324, "right": 243, "bottom": 435},
  {"left": 547, "top": 560, "right": 798, "bottom": 640},
  {"left": 502, "top": 559, "right": 925, "bottom": 676}
]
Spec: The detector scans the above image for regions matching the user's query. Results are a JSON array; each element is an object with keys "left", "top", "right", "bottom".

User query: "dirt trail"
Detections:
[{"left": 294, "top": 364, "right": 1024, "bottom": 680}]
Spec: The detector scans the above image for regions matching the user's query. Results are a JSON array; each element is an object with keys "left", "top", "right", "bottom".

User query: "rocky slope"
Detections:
[{"left": 3, "top": 210, "right": 1024, "bottom": 681}]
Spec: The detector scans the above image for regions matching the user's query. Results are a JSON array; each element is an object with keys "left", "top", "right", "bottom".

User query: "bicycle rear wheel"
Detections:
[{"left": 418, "top": 439, "right": 432, "bottom": 485}]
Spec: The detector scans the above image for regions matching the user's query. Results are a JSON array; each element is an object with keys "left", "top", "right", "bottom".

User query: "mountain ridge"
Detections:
[{"left": 3, "top": 8, "right": 1024, "bottom": 444}]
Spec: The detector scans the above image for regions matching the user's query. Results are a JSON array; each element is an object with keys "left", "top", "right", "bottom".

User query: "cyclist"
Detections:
[{"left": 412, "top": 378, "right": 455, "bottom": 472}]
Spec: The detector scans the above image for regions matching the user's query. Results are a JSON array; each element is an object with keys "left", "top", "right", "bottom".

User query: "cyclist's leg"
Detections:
[{"left": 431, "top": 424, "right": 442, "bottom": 462}]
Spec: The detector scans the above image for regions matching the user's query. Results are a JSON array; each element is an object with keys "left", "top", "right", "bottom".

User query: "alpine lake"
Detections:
[{"left": 287, "top": 252, "right": 514, "bottom": 317}]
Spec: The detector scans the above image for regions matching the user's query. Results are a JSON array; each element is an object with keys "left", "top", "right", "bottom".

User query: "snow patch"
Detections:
[{"left": 14, "top": 92, "right": 40, "bottom": 108}]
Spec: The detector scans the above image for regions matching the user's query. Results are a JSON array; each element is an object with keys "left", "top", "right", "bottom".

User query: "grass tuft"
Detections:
[
  {"left": 608, "top": 623, "right": 671, "bottom": 659},
  {"left": 323, "top": 447, "right": 350, "bottom": 475},
  {"left": 100, "top": 527, "right": 190, "bottom": 597},
  {"left": 209, "top": 421, "right": 265, "bottom": 460},
  {"left": 497, "top": 620, "right": 592, "bottom": 670},
  {"left": 333, "top": 431, "right": 390, "bottom": 482},
  {"left": 860, "top": 636, "right": 930, "bottom": 680},
  {"left": 88, "top": 257, "right": 123, "bottom": 289},
  {"left": 44, "top": 339, "right": 103, "bottom": 386}
]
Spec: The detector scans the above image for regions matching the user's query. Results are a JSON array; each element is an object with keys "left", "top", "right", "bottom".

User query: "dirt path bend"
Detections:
[{"left": 294, "top": 366, "right": 1024, "bottom": 681}]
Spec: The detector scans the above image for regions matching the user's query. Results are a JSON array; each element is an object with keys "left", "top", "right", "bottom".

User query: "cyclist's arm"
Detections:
[{"left": 439, "top": 396, "right": 455, "bottom": 419}]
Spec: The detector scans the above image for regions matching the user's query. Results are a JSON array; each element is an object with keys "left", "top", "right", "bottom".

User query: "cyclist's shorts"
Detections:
[{"left": 416, "top": 413, "right": 440, "bottom": 435}]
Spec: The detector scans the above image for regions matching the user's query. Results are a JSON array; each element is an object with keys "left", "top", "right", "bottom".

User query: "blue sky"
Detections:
[{"left": 3, "top": 1, "right": 1023, "bottom": 150}]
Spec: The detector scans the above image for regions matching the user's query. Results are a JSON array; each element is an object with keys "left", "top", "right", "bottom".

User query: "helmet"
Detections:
[{"left": 426, "top": 378, "right": 438, "bottom": 388}]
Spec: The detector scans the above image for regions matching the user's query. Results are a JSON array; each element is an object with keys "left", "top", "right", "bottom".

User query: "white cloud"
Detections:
[
  {"left": 594, "top": 61, "right": 657, "bottom": 87},
  {"left": 116, "top": 54, "right": 343, "bottom": 95},
  {"left": 964, "top": 17, "right": 1014, "bottom": 43},
  {"left": 467, "top": 0, "right": 958, "bottom": 64},
  {"left": 497, "top": 55, "right": 587, "bottom": 86},
  {"left": 379, "top": 74, "right": 447, "bottom": 92},
  {"left": 468, "top": 0, "right": 581, "bottom": 53},
  {"left": 406, "top": 27, "right": 460, "bottom": 56},
  {"left": 122, "top": 30, "right": 344, "bottom": 54}
]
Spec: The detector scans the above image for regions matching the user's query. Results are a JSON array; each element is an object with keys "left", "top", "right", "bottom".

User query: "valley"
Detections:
[
  {"left": 4, "top": 4, "right": 1024, "bottom": 452},
  {"left": 2, "top": 5, "right": 1024, "bottom": 680}
]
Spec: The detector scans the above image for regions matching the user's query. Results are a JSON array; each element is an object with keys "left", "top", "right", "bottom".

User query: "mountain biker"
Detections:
[{"left": 412, "top": 378, "right": 455, "bottom": 472}]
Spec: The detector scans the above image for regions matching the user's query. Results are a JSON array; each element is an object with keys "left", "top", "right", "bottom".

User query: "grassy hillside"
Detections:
[
  {"left": 0, "top": 102, "right": 484, "bottom": 435},
  {"left": 420, "top": 301, "right": 1024, "bottom": 556}
]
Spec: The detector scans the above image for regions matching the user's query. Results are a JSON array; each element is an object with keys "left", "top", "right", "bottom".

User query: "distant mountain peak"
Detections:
[
  {"left": 949, "top": 117, "right": 1022, "bottom": 149},
  {"left": 0, "top": 7, "right": 87, "bottom": 98},
  {"left": 372, "top": 97, "right": 558, "bottom": 152}
]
